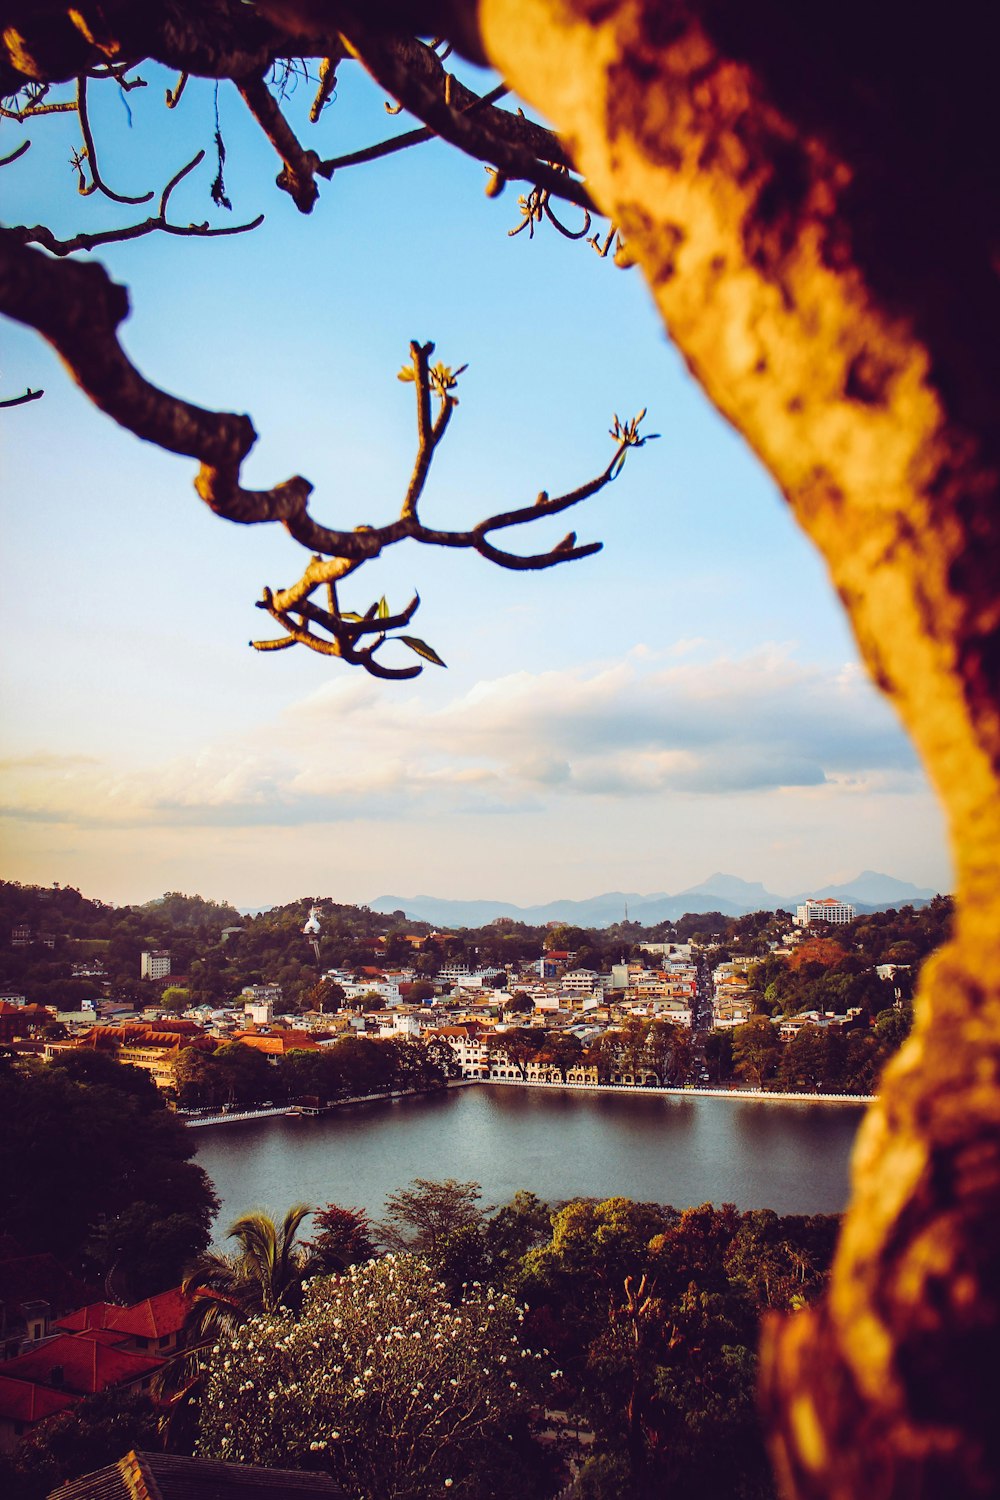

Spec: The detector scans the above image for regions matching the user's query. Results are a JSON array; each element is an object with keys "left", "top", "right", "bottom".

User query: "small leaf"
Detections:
[
  {"left": 400, "top": 636, "right": 447, "bottom": 668},
  {"left": 397, "top": 366, "right": 415, "bottom": 382},
  {"left": 341, "top": 611, "right": 363, "bottom": 623},
  {"left": 377, "top": 596, "right": 390, "bottom": 620}
]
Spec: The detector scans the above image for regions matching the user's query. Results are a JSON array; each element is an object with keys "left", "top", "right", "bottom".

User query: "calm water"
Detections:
[{"left": 194, "top": 1085, "right": 865, "bottom": 1232}]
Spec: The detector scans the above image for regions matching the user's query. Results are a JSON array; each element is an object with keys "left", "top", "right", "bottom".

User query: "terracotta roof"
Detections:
[
  {"left": 48, "top": 1449, "right": 347, "bottom": 1500},
  {"left": 2, "top": 1334, "right": 163, "bottom": 1395},
  {"left": 57, "top": 1288, "right": 190, "bottom": 1342},
  {"left": 232, "top": 1032, "right": 319, "bottom": 1055},
  {"left": 0, "top": 1372, "right": 78, "bottom": 1425}
]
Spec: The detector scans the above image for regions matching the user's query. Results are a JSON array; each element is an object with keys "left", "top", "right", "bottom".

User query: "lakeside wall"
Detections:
[{"left": 184, "top": 1076, "right": 872, "bottom": 1127}]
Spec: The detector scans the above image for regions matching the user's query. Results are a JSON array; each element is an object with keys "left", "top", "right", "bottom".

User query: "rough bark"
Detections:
[{"left": 475, "top": 1, "right": 1000, "bottom": 1494}]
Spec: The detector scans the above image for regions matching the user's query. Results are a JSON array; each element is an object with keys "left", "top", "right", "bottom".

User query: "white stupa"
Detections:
[{"left": 303, "top": 906, "right": 322, "bottom": 936}]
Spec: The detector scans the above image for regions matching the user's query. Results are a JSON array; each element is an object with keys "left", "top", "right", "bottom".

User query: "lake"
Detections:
[{"left": 194, "top": 1084, "right": 865, "bottom": 1231}]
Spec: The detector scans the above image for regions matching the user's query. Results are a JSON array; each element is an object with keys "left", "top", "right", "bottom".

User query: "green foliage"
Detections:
[
  {"left": 160, "top": 985, "right": 192, "bottom": 1013},
  {"left": 380, "top": 1177, "right": 485, "bottom": 1261},
  {"left": 731, "top": 1017, "right": 782, "bottom": 1088},
  {"left": 0, "top": 1054, "right": 216, "bottom": 1286},
  {"left": 197, "top": 1256, "right": 558, "bottom": 1500},
  {"left": 0, "top": 1388, "right": 160, "bottom": 1500},
  {"left": 515, "top": 1198, "right": 839, "bottom": 1500},
  {"left": 184, "top": 1204, "right": 315, "bottom": 1332}
]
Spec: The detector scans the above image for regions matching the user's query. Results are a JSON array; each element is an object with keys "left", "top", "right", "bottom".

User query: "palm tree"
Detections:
[
  {"left": 155, "top": 1204, "right": 315, "bottom": 1447},
  {"left": 185, "top": 1204, "right": 316, "bottom": 1333}
]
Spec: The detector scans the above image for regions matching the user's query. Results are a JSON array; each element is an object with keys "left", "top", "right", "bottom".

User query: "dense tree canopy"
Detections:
[{"left": 0, "top": 1051, "right": 217, "bottom": 1296}]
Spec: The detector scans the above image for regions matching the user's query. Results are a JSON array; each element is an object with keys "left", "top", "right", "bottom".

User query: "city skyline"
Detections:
[{"left": 0, "top": 60, "right": 951, "bottom": 909}]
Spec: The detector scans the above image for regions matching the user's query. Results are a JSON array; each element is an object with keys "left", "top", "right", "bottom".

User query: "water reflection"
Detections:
[{"left": 194, "top": 1086, "right": 864, "bottom": 1235}]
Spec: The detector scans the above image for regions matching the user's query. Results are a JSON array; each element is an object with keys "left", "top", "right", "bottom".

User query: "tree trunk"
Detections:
[{"left": 475, "top": 1, "right": 1000, "bottom": 1493}]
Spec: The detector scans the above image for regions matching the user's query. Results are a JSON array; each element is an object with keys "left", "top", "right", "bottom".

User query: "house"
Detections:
[
  {"left": 140, "top": 951, "right": 171, "bottom": 981},
  {"left": 0, "top": 1337, "right": 162, "bottom": 1452},
  {"left": 70, "top": 1023, "right": 216, "bottom": 1089},
  {"left": 55, "top": 1287, "right": 189, "bottom": 1356},
  {"left": 231, "top": 1028, "right": 321, "bottom": 1059},
  {"left": 0, "top": 1286, "right": 191, "bottom": 1454},
  {"left": 0, "top": 1247, "right": 92, "bottom": 1361},
  {"left": 794, "top": 898, "right": 856, "bottom": 927},
  {"left": 0, "top": 1371, "right": 77, "bottom": 1452}
]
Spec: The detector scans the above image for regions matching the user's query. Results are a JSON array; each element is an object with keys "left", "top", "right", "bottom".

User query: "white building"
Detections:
[
  {"left": 560, "top": 968, "right": 600, "bottom": 993},
  {"left": 243, "top": 983, "right": 282, "bottom": 1001},
  {"left": 794, "top": 898, "right": 856, "bottom": 927},
  {"left": 140, "top": 950, "right": 171, "bottom": 981}
]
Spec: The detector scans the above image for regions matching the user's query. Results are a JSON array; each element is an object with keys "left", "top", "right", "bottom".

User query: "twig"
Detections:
[
  {"left": 0, "top": 139, "right": 30, "bottom": 167},
  {"left": 10, "top": 153, "right": 263, "bottom": 256},
  {"left": 0, "top": 387, "right": 43, "bottom": 408},
  {"left": 320, "top": 85, "right": 508, "bottom": 176},
  {"left": 76, "top": 76, "right": 153, "bottom": 204},
  {"left": 309, "top": 55, "right": 340, "bottom": 123},
  {"left": 165, "top": 73, "right": 189, "bottom": 110}
]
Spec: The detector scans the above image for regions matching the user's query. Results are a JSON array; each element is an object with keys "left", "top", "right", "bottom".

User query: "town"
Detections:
[
  {"left": 0, "top": 882, "right": 950, "bottom": 1109},
  {"left": 0, "top": 880, "right": 950, "bottom": 1498}
]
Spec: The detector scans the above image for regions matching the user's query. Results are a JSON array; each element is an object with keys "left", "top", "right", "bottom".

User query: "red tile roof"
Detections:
[
  {"left": 232, "top": 1031, "right": 319, "bottom": 1054},
  {"left": 0, "top": 1372, "right": 78, "bottom": 1424},
  {"left": 56, "top": 1287, "right": 190, "bottom": 1341},
  {"left": 2, "top": 1334, "right": 163, "bottom": 1395}
]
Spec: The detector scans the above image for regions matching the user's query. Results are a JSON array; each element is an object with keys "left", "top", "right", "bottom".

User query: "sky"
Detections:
[{"left": 0, "top": 58, "right": 951, "bottom": 910}]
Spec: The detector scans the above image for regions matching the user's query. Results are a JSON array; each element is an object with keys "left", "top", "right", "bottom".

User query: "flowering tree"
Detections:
[{"left": 197, "top": 1256, "right": 559, "bottom": 1499}]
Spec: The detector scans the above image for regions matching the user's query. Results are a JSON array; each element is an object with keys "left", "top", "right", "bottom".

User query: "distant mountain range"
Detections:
[{"left": 369, "top": 871, "right": 941, "bottom": 929}]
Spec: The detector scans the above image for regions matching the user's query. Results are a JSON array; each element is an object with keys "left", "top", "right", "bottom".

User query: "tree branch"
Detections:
[
  {"left": 0, "top": 139, "right": 30, "bottom": 168},
  {"left": 0, "top": 235, "right": 650, "bottom": 680},
  {"left": 75, "top": 75, "right": 153, "bottom": 205},
  {"left": 237, "top": 74, "right": 322, "bottom": 213},
  {"left": 10, "top": 152, "right": 263, "bottom": 256},
  {"left": 0, "top": 386, "right": 43, "bottom": 408},
  {"left": 338, "top": 29, "right": 596, "bottom": 213}
]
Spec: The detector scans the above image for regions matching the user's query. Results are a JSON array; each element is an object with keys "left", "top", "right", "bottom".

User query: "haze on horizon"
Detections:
[{"left": 0, "top": 63, "right": 951, "bottom": 913}]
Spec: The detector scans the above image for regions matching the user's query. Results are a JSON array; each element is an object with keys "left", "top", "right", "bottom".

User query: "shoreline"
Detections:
[
  {"left": 484, "top": 1078, "right": 873, "bottom": 1104},
  {"left": 183, "top": 1076, "right": 871, "bottom": 1126}
]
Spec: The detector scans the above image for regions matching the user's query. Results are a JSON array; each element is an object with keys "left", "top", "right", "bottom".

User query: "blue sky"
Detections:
[{"left": 0, "top": 60, "right": 950, "bottom": 907}]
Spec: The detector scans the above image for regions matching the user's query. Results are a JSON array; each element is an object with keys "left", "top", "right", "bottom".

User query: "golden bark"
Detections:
[{"left": 475, "top": 1, "right": 1000, "bottom": 1493}]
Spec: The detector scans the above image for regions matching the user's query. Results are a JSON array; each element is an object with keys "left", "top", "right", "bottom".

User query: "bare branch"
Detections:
[
  {"left": 0, "top": 387, "right": 43, "bottom": 408},
  {"left": 338, "top": 29, "right": 596, "bottom": 213},
  {"left": 0, "top": 235, "right": 649, "bottom": 677},
  {"left": 309, "top": 54, "right": 341, "bottom": 123},
  {"left": 76, "top": 76, "right": 153, "bottom": 205},
  {"left": 165, "top": 73, "right": 189, "bottom": 110},
  {"left": 0, "top": 84, "right": 76, "bottom": 120},
  {"left": 0, "top": 139, "right": 30, "bottom": 168},
  {"left": 9, "top": 153, "right": 263, "bottom": 257},
  {"left": 319, "top": 84, "right": 508, "bottom": 176},
  {"left": 88, "top": 65, "right": 147, "bottom": 93},
  {"left": 254, "top": 340, "right": 652, "bottom": 667},
  {"left": 237, "top": 75, "right": 321, "bottom": 214}
]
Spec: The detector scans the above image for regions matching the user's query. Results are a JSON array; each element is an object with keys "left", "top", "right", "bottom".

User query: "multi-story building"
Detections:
[
  {"left": 140, "top": 950, "right": 171, "bottom": 981},
  {"left": 794, "top": 898, "right": 856, "bottom": 927}
]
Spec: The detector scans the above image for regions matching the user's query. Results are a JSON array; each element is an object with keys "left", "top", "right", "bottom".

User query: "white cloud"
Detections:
[{"left": 0, "top": 647, "right": 922, "bottom": 832}]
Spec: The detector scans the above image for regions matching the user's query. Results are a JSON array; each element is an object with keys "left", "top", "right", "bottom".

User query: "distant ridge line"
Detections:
[{"left": 368, "top": 871, "right": 941, "bottom": 930}]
